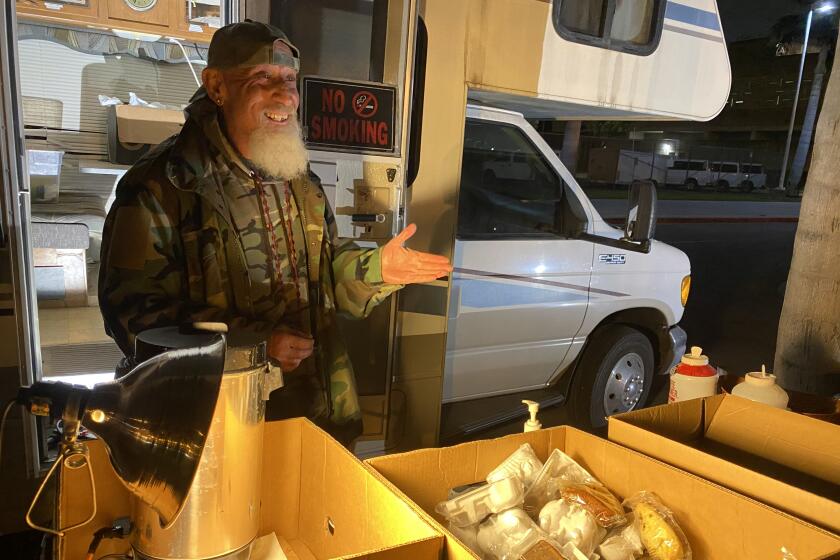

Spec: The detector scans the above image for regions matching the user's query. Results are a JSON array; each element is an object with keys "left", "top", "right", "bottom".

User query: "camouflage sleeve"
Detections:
[
  {"left": 99, "top": 184, "right": 271, "bottom": 356},
  {"left": 322, "top": 193, "right": 402, "bottom": 320}
]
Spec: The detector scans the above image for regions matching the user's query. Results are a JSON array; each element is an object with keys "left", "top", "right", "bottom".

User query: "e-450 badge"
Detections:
[{"left": 599, "top": 254, "right": 627, "bottom": 265}]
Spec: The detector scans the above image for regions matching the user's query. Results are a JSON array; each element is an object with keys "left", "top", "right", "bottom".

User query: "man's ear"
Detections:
[{"left": 202, "top": 67, "right": 226, "bottom": 104}]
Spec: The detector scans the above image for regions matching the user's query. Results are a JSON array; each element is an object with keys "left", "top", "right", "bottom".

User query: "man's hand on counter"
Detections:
[
  {"left": 381, "top": 223, "right": 453, "bottom": 285},
  {"left": 269, "top": 330, "right": 314, "bottom": 372}
]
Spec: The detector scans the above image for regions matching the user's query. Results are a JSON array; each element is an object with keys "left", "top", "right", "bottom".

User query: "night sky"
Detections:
[{"left": 719, "top": 0, "right": 807, "bottom": 41}]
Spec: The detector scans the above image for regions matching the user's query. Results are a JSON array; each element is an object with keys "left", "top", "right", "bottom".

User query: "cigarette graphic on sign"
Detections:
[{"left": 352, "top": 91, "right": 378, "bottom": 118}]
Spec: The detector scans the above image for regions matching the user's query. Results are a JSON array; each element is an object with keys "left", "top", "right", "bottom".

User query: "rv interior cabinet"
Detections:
[{"left": 15, "top": 0, "right": 219, "bottom": 44}]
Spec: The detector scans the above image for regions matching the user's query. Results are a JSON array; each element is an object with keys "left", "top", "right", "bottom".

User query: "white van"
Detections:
[
  {"left": 666, "top": 160, "right": 766, "bottom": 192},
  {"left": 665, "top": 159, "right": 710, "bottom": 189},
  {"left": 708, "top": 161, "right": 741, "bottom": 190},
  {"left": 447, "top": 105, "right": 689, "bottom": 427},
  {"left": 740, "top": 163, "right": 767, "bottom": 191}
]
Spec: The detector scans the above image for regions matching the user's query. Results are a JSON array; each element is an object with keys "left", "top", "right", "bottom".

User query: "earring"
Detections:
[{"left": 216, "top": 98, "right": 223, "bottom": 106}]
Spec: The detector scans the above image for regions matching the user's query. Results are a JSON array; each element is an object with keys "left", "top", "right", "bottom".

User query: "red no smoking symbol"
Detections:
[{"left": 352, "top": 91, "right": 378, "bottom": 118}]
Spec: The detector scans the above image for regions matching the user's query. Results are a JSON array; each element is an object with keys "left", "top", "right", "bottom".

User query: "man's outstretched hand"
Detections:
[{"left": 381, "top": 224, "right": 452, "bottom": 284}]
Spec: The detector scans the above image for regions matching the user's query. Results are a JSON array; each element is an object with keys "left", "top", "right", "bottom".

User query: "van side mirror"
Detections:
[
  {"left": 574, "top": 180, "right": 656, "bottom": 254},
  {"left": 625, "top": 180, "right": 657, "bottom": 244}
]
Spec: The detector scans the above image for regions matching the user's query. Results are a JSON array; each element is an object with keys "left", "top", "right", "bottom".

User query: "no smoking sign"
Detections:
[{"left": 303, "top": 77, "right": 396, "bottom": 154}]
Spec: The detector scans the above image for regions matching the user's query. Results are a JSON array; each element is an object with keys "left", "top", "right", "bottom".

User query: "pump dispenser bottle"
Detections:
[{"left": 522, "top": 400, "right": 542, "bottom": 432}]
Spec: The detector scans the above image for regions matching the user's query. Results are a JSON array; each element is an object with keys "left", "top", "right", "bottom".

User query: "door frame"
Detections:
[
  {"left": 0, "top": 1, "right": 240, "bottom": 476},
  {"left": 1, "top": 1, "right": 42, "bottom": 476}
]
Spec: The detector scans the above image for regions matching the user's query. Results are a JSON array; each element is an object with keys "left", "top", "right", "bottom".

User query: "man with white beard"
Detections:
[{"left": 99, "top": 20, "right": 451, "bottom": 445}]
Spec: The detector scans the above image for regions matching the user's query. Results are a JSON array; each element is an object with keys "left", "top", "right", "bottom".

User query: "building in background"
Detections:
[{"left": 536, "top": 1, "right": 836, "bottom": 192}]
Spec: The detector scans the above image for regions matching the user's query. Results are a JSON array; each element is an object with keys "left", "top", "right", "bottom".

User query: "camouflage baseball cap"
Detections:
[{"left": 207, "top": 19, "right": 300, "bottom": 71}]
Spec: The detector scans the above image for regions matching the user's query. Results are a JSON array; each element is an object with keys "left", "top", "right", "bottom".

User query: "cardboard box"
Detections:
[
  {"left": 108, "top": 104, "right": 185, "bottom": 164},
  {"left": 114, "top": 104, "right": 185, "bottom": 145},
  {"left": 367, "top": 426, "right": 840, "bottom": 560},
  {"left": 33, "top": 248, "right": 88, "bottom": 308},
  {"left": 61, "top": 418, "right": 443, "bottom": 559},
  {"left": 609, "top": 394, "right": 840, "bottom": 535}
]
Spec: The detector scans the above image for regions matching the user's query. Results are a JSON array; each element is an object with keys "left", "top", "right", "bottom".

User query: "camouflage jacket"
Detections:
[{"left": 99, "top": 95, "right": 401, "bottom": 437}]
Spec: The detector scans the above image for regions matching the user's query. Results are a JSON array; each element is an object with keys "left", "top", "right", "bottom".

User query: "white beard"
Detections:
[{"left": 248, "top": 115, "right": 309, "bottom": 179}]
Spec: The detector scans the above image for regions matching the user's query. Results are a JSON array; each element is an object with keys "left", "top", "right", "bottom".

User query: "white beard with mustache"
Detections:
[{"left": 247, "top": 114, "right": 309, "bottom": 180}]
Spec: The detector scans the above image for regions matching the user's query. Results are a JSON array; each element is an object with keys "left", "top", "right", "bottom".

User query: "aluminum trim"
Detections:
[
  {"left": 662, "top": 23, "right": 725, "bottom": 44},
  {"left": 454, "top": 267, "right": 629, "bottom": 298}
]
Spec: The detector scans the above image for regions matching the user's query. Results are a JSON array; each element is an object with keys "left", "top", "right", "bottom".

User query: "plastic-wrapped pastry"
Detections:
[
  {"left": 559, "top": 542, "right": 597, "bottom": 560},
  {"left": 597, "top": 513, "right": 644, "bottom": 560},
  {"left": 517, "top": 538, "right": 569, "bottom": 560},
  {"left": 487, "top": 444, "right": 545, "bottom": 489},
  {"left": 619, "top": 514, "right": 643, "bottom": 553},
  {"left": 624, "top": 492, "right": 691, "bottom": 560},
  {"left": 538, "top": 498, "right": 606, "bottom": 556},
  {"left": 524, "top": 449, "right": 601, "bottom": 516},
  {"left": 559, "top": 483, "right": 626, "bottom": 528},
  {"left": 598, "top": 537, "right": 638, "bottom": 560}
]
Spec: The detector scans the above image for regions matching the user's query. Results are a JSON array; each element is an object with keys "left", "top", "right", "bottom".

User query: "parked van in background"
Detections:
[
  {"left": 667, "top": 160, "right": 766, "bottom": 192},
  {"left": 666, "top": 159, "right": 710, "bottom": 189},
  {"left": 740, "top": 163, "right": 767, "bottom": 191},
  {"left": 708, "top": 161, "right": 740, "bottom": 190}
]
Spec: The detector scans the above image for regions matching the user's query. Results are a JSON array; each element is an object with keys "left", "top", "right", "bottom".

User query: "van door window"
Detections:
[{"left": 457, "top": 119, "right": 586, "bottom": 239}]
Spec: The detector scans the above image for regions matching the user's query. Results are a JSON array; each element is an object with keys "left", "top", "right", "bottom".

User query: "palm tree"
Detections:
[
  {"left": 787, "top": 46, "right": 829, "bottom": 189},
  {"left": 773, "top": 31, "right": 840, "bottom": 395},
  {"left": 770, "top": 10, "right": 837, "bottom": 194}
]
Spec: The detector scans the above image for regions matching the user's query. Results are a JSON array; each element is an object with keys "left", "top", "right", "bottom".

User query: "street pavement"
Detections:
[{"left": 659, "top": 222, "right": 795, "bottom": 376}]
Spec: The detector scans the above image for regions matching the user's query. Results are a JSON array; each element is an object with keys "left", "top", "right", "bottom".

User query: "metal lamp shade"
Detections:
[{"left": 82, "top": 333, "right": 225, "bottom": 528}]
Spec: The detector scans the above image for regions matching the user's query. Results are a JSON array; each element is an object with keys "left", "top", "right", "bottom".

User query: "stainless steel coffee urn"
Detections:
[{"left": 129, "top": 325, "right": 282, "bottom": 560}]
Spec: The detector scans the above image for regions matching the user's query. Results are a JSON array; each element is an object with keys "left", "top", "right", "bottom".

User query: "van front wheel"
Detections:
[{"left": 570, "top": 326, "right": 654, "bottom": 429}]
